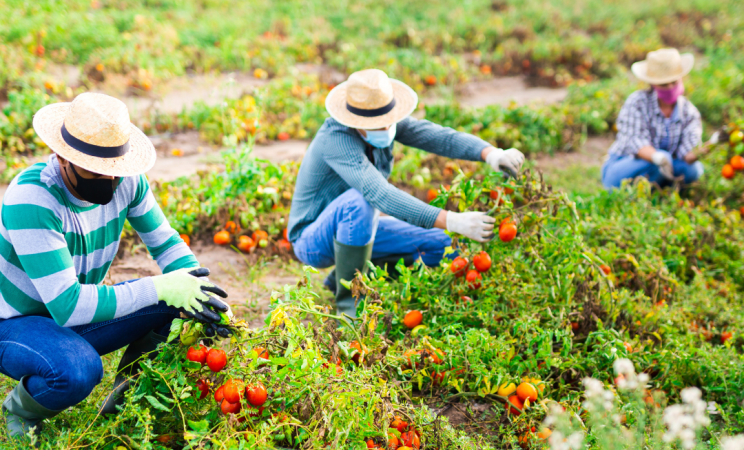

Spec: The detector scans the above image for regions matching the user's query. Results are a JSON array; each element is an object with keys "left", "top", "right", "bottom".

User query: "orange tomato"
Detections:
[
  {"left": 731, "top": 155, "right": 744, "bottom": 171},
  {"left": 499, "top": 222, "right": 517, "bottom": 242},
  {"left": 214, "top": 385, "right": 225, "bottom": 402},
  {"left": 516, "top": 382, "right": 538, "bottom": 402},
  {"left": 225, "top": 220, "right": 239, "bottom": 233},
  {"left": 350, "top": 340, "right": 368, "bottom": 364},
  {"left": 600, "top": 264, "right": 611, "bottom": 275},
  {"left": 424, "top": 75, "right": 437, "bottom": 86},
  {"left": 426, "top": 188, "right": 438, "bottom": 203},
  {"left": 252, "top": 230, "right": 269, "bottom": 248},
  {"left": 179, "top": 233, "right": 191, "bottom": 247},
  {"left": 252, "top": 346, "right": 270, "bottom": 360},
  {"left": 223, "top": 379, "right": 244, "bottom": 403},
  {"left": 277, "top": 131, "right": 290, "bottom": 141},
  {"left": 237, "top": 235, "right": 255, "bottom": 252},
  {"left": 220, "top": 398, "right": 241, "bottom": 415},
  {"left": 722, "top": 164, "right": 736, "bottom": 179},
  {"left": 283, "top": 228, "right": 289, "bottom": 240},
  {"left": 276, "top": 239, "right": 292, "bottom": 252},
  {"left": 213, "top": 230, "right": 231, "bottom": 245},
  {"left": 403, "top": 310, "right": 423, "bottom": 329},
  {"left": 623, "top": 342, "right": 633, "bottom": 352},
  {"left": 507, "top": 394, "right": 524, "bottom": 415},
  {"left": 536, "top": 428, "right": 552, "bottom": 440},
  {"left": 721, "top": 331, "right": 733, "bottom": 344}
]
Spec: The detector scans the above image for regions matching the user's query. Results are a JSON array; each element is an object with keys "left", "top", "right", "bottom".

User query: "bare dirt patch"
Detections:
[
  {"left": 533, "top": 135, "right": 612, "bottom": 172},
  {"left": 456, "top": 76, "right": 568, "bottom": 108}
]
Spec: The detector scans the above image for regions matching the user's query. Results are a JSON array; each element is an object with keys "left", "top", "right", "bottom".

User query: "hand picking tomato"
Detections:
[
  {"left": 465, "top": 269, "right": 481, "bottom": 290},
  {"left": 450, "top": 256, "right": 469, "bottom": 277},
  {"left": 206, "top": 348, "right": 227, "bottom": 372},
  {"left": 187, "top": 344, "right": 208, "bottom": 364},
  {"left": 246, "top": 382, "right": 268, "bottom": 407},
  {"left": 403, "top": 310, "right": 423, "bottom": 329},
  {"left": 473, "top": 251, "right": 492, "bottom": 272}
]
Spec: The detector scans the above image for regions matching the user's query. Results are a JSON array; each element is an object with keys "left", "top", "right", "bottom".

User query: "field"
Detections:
[{"left": 1, "top": 0, "right": 744, "bottom": 449}]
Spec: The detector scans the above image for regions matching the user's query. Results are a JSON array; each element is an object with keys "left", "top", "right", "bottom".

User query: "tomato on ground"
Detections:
[
  {"left": 600, "top": 264, "right": 611, "bottom": 275},
  {"left": 213, "top": 230, "right": 230, "bottom": 245},
  {"left": 224, "top": 220, "right": 239, "bottom": 233},
  {"left": 214, "top": 385, "right": 225, "bottom": 402},
  {"left": 516, "top": 382, "right": 538, "bottom": 402},
  {"left": 403, "top": 310, "right": 423, "bottom": 329},
  {"left": 507, "top": 394, "right": 524, "bottom": 415},
  {"left": 237, "top": 235, "right": 255, "bottom": 252},
  {"left": 253, "top": 346, "right": 270, "bottom": 359}
]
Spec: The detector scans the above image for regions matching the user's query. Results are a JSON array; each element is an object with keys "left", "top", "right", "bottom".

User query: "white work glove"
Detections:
[
  {"left": 446, "top": 211, "right": 496, "bottom": 243},
  {"left": 651, "top": 151, "right": 674, "bottom": 180},
  {"left": 708, "top": 130, "right": 721, "bottom": 145},
  {"left": 485, "top": 148, "right": 525, "bottom": 179}
]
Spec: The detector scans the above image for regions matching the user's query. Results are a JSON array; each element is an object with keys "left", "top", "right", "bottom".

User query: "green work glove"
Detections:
[{"left": 151, "top": 267, "right": 228, "bottom": 315}]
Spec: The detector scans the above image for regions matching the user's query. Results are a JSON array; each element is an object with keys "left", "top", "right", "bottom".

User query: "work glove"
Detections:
[
  {"left": 485, "top": 148, "right": 525, "bottom": 179},
  {"left": 152, "top": 268, "right": 229, "bottom": 321},
  {"left": 446, "top": 211, "right": 495, "bottom": 243},
  {"left": 651, "top": 151, "right": 674, "bottom": 180}
]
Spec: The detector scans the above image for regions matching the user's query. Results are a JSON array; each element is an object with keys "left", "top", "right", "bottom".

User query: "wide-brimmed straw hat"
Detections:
[
  {"left": 326, "top": 69, "right": 418, "bottom": 130},
  {"left": 33, "top": 92, "right": 156, "bottom": 177},
  {"left": 631, "top": 48, "right": 694, "bottom": 85}
]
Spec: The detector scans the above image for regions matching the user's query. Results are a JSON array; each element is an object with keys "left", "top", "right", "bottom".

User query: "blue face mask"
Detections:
[{"left": 361, "top": 123, "right": 397, "bottom": 148}]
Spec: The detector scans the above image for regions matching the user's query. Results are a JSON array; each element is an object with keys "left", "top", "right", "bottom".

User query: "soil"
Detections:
[{"left": 534, "top": 135, "right": 612, "bottom": 172}]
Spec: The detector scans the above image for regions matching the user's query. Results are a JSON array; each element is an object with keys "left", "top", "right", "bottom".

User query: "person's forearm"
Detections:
[
  {"left": 684, "top": 152, "right": 698, "bottom": 164},
  {"left": 481, "top": 146, "right": 496, "bottom": 161},
  {"left": 435, "top": 210, "right": 447, "bottom": 229},
  {"left": 636, "top": 145, "right": 656, "bottom": 162}
]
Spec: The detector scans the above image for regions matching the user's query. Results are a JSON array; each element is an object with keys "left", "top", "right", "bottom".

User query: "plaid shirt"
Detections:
[
  {"left": 287, "top": 116, "right": 490, "bottom": 242},
  {"left": 608, "top": 89, "right": 702, "bottom": 159}
]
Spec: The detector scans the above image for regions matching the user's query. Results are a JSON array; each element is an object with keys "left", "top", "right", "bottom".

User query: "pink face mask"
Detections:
[{"left": 654, "top": 80, "right": 685, "bottom": 104}]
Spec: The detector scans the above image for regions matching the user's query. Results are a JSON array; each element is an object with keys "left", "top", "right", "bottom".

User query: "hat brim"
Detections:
[
  {"left": 631, "top": 53, "right": 694, "bottom": 85},
  {"left": 325, "top": 79, "right": 418, "bottom": 130},
  {"left": 32, "top": 102, "right": 156, "bottom": 177}
]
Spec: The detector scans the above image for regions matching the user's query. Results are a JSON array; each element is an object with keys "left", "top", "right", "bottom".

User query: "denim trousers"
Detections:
[
  {"left": 0, "top": 287, "right": 179, "bottom": 411},
  {"left": 602, "top": 150, "right": 704, "bottom": 189},
  {"left": 293, "top": 189, "right": 452, "bottom": 268}
]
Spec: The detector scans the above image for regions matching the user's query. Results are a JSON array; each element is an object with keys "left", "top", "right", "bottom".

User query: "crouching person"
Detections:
[{"left": 0, "top": 93, "right": 230, "bottom": 439}]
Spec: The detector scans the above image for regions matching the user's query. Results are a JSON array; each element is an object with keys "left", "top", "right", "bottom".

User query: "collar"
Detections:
[
  {"left": 650, "top": 90, "right": 684, "bottom": 123},
  {"left": 50, "top": 154, "right": 95, "bottom": 208}
]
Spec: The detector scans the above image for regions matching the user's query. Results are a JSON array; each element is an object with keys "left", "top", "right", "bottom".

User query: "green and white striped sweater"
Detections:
[{"left": 0, "top": 155, "right": 199, "bottom": 327}]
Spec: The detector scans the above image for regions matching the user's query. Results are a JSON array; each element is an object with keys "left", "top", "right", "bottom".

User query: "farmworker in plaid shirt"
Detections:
[
  {"left": 288, "top": 69, "right": 525, "bottom": 319},
  {"left": 603, "top": 48, "right": 704, "bottom": 189},
  {"left": 0, "top": 93, "right": 232, "bottom": 440}
]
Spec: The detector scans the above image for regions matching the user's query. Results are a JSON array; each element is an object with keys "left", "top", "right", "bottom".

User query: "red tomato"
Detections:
[
  {"left": 187, "top": 344, "right": 208, "bottom": 364},
  {"left": 465, "top": 269, "right": 481, "bottom": 290},
  {"left": 499, "top": 222, "right": 517, "bottom": 242},
  {"left": 247, "top": 406, "right": 265, "bottom": 417},
  {"left": 600, "top": 264, "right": 611, "bottom": 275},
  {"left": 206, "top": 348, "right": 227, "bottom": 372},
  {"left": 507, "top": 394, "right": 524, "bottom": 415},
  {"left": 196, "top": 379, "right": 209, "bottom": 400},
  {"left": 214, "top": 385, "right": 224, "bottom": 402},
  {"left": 253, "top": 346, "right": 270, "bottom": 360},
  {"left": 246, "top": 382, "right": 268, "bottom": 407},
  {"left": 473, "top": 251, "right": 492, "bottom": 272},
  {"left": 223, "top": 379, "right": 244, "bottom": 403},
  {"left": 450, "top": 257, "right": 469, "bottom": 277},
  {"left": 721, "top": 331, "right": 733, "bottom": 344},
  {"left": 387, "top": 436, "right": 400, "bottom": 450},
  {"left": 401, "top": 431, "right": 421, "bottom": 449},
  {"left": 220, "top": 398, "right": 241, "bottom": 415},
  {"left": 390, "top": 416, "right": 408, "bottom": 433},
  {"left": 366, "top": 439, "right": 376, "bottom": 449}
]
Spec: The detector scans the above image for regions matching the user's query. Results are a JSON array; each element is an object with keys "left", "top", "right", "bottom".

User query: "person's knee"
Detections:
[
  {"left": 686, "top": 161, "right": 704, "bottom": 183},
  {"left": 340, "top": 189, "right": 377, "bottom": 245},
  {"left": 416, "top": 230, "right": 452, "bottom": 266},
  {"left": 56, "top": 346, "right": 103, "bottom": 405}
]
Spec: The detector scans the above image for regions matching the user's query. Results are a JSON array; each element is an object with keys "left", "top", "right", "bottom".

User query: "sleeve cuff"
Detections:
[
  {"left": 419, "top": 204, "right": 442, "bottom": 229},
  {"left": 131, "top": 277, "right": 160, "bottom": 311},
  {"left": 457, "top": 133, "right": 491, "bottom": 162}
]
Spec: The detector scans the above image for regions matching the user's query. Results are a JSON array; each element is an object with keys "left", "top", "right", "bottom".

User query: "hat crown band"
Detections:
[
  {"left": 345, "top": 69, "right": 395, "bottom": 110},
  {"left": 63, "top": 93, "right": 132, "bottom": 148}
]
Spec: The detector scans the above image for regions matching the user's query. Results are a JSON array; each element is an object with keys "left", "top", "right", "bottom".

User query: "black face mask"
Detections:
[{"left": 65, "top": 164, "right": 121, "bottom": 205}]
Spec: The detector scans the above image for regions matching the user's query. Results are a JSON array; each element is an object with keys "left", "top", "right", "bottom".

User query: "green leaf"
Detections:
[
  {"left": 187, "top": 419, "right": 210, "bottom": 433},
  {"left": 145, "top": 395, "right": 172, "bottom": 412},
  {"left": 167, "top": 318, "right": 184, "bottom": 343}
]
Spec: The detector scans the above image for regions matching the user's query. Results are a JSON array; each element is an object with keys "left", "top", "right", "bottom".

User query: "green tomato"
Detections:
[{"left": 730, "top": 130, "right": 743, "bottom": 145}]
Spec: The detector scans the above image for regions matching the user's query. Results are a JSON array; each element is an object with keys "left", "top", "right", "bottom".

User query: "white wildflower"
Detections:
[
  {"left": 721, "top": 435, "right": 744, "bottom": 450},
  {"left": 706, "top": 401, "right": 719, "bottom": 415},
  {"left": 662, "top": 387, "right": 710, "bottom": 450},
  {"left": 549, "top": 430, "right": 585, "bottom": 450},
  {"left": 613, "top": 358, "right": 635, "bottom": 376}
]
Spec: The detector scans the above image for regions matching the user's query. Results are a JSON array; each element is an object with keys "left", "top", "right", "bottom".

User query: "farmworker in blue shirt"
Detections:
[
  {"left": 603, "top": 48, "right": 704, "bottom": 189},
  {"left": 288, "top": 69, "right": 525, "bottom": 318}
]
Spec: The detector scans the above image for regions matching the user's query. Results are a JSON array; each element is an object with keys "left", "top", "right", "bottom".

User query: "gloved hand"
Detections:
[
  {"left": 152, "top": 267, "right": 228, "bottom": 317},
  {"left": 485, "top": 148, "right": 525, "bottom": 179},
  {"left": 651, "top": 151, "right": 674, "bottom": 180},
  {"left": 446, "top": 211, "right": 495, "bottom": 243},
  {"left": 204, "top": 322, "right": 234, "bottom": 339}
]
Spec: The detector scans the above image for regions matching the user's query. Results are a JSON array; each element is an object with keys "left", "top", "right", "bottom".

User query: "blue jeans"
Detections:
[
  {"left": 293, "top": 189, "right": 452, "bottom": 268},
  {"left": 602, "top": 150, "right": 704, "bottom": 189},
  {"left": 0, "top": 294, "right": 179, "bottom": 411}
]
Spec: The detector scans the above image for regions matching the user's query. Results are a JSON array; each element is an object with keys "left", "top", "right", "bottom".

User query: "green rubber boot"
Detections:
[
  {"left": 324, "top": 254, "right": 416, "bottom": 294},
  {"left": 100, "top": 331, "right": 167, "bottom": 416},
  {"left": 2, "top": 376, "right": 62, "bottom": 439},
  {"left": 333, "top": 239, "right": 374, "bottom": 320}
]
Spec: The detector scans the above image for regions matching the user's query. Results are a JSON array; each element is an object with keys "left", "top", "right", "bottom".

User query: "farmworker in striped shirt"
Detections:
[
  {"left": 0, "top": 93, "right": 231, "bottom": 439},
  {"left": 288, "top": 69, "right": 525, "bottom": 318},
  {"left": 603, "top": 48, "right": 704, "bottom": 189}
]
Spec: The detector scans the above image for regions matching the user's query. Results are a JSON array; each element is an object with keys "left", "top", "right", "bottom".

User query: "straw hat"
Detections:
[
  {"left": 33, "top": 92, "right": 156, "bottom": 177},
  {"left": 631, "top": 48, "right": 694, "bottom": 85},
  {"left": 325, "top": 69, "right": 418, "bottom": 130}
]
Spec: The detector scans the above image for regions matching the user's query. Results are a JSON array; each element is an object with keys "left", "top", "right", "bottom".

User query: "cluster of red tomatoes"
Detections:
[
  {"left": 450, "top": 250, "right": 492, "bottom": 290},
  {"left": 186, "top": 345, "right": 271, "bottom": 417},
  {"left": 364, "top": 415, "right": 421, "bottom": 449}
]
